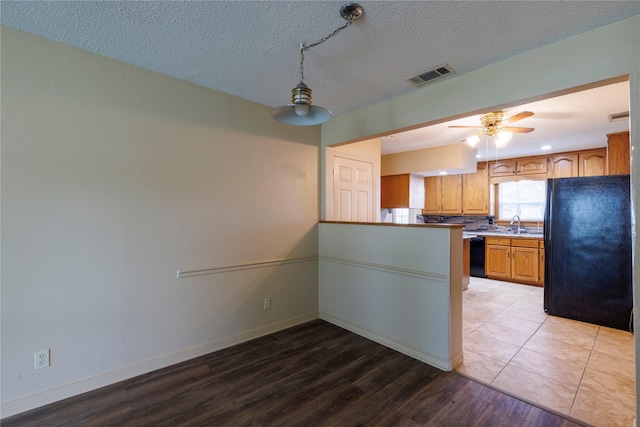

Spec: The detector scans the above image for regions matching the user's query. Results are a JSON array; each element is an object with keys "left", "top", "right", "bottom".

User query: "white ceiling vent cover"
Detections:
[
  {"left": 609, "top": 111, "right": 630, "bottom": 122},
  {"left": 406, "top": 64, "right": 456, "bottom": 87}
]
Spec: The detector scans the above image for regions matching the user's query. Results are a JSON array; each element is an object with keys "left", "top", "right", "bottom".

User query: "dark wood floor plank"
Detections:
[
  {"left": 525, "top": 406, "right": 586, "bottom": 427},
  {"left": 263, "top": 380, "right": 365, "bottom": 427},
  {"left": 396, "top": 370, "right": 471, "bottom": 422},
  {"left": 375, "top": 357, "right": 444, "bottom": 407},
  {"left": 472, "top": 393, "right": 533, "bottom": 427},
  {"left": 457, "top": 376, "right": 502, "bottom": 404},
  {"left": 315, "top": 383, "right": 421, "bottom": 427},
  {"left": 173, "top": 364, "right": 336, "bottom": 426},
  {"left": 424, "top": 393, "right": 490, "bottom": 427},
  {"left": 2, "top": 320, "right": 587, "bottom": 427}
]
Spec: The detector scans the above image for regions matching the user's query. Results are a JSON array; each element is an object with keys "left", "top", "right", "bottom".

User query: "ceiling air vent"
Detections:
[
  {"left": 609, "top": 111, "right": 629, "bottom": 122},
  {"left": 406, "top": 64, "right": 456, "bottom": 87}
]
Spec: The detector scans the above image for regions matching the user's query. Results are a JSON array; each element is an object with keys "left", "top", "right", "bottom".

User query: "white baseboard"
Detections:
[
  {"left": 450, "top": 349, "right": 464, "bottom": 370},
  {"left": 1, "top": 312, "right": 318, "bottom": 419},
  {"left": 320, "top": 312, "right": 454, "bottom": 371}
]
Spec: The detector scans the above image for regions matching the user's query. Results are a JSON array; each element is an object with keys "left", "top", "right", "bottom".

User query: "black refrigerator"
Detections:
[{"left": 544, "top": 175, "right": 632, "bottom": 331}]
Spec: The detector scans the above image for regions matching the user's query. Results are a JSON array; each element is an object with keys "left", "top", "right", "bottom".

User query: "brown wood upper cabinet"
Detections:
[
  {"left": 579, "top": 148, "right": 607, "bottom": 177},
  {"left": 423, "top": 174, "right": 462, "bottom": 214},
  {"left": 607, "top": 131, "right": 630, "bottom": 175},
  {"left": 489, "top": 157, "right": 547, "bottom": 177},
  {"left": 462, "top": 163, "right": 489, "bottom": 215},
  {"left": 381, "top": 174, "right": 425, "bottom": 209},
  {"left": 489, "top": 160, "right": 516, "bottom": 177},
  {"left": 547, "top": 148, "right": 607, "bottom": 178},
  {"left": 547, "top": 153, "right": 578, "bottom": 178}
]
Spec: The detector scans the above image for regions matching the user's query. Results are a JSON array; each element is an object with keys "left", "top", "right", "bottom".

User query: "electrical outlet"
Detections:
[
  {"left": 263, "top": 297, "right": 271, "bottom": 310},
  {"left": 34, "top": 349, "right": 50, "bottom": 370}
]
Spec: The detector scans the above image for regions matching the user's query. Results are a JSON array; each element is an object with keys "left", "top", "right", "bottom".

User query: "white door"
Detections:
[{"left": 333, "top": 156, "right": 374, "bottom": 222}]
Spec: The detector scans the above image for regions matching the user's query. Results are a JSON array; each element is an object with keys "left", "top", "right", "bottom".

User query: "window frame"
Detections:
[{"left": 491, "top": 175, "right": 547, "bottom": 224}]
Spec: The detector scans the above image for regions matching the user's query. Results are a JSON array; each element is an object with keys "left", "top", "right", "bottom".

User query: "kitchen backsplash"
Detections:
[{"left": 417, "top": 214, "right": 544, "bottom": 235}]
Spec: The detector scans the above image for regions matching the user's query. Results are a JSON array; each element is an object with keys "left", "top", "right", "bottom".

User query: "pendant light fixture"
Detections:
[{"left": 271, "top": 3, "right": 364, "bottom": 126}]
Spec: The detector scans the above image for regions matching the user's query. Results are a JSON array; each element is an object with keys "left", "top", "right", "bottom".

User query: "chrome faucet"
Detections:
[{"left": 510, "top": 215, "right": 521, "bottom": 235}]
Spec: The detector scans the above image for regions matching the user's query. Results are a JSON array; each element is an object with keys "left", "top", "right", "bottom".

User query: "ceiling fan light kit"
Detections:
[
  {"left": 494, "top": 131, "right": 513, "bottom": 148},
  {"left": 480, "top": 111, "right": 504, "bottom": 136},
  {"left": 271, "top": 3, "right": 364, "bottom": 126},
  {"left": 451, "top": 110, "right": 534, "bottom": 148},
  {"left": 466, "top": 134, "right": 481, "bottom": 147}
]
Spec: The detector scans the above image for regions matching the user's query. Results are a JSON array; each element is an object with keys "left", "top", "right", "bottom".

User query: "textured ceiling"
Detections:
[{"left": 1, "top": 1, "right": 638, "bottom": 159}]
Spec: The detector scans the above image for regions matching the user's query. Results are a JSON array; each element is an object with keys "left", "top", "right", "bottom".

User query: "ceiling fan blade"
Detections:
[
  {"left": 448, "top": 125, "right": 482, "bottom": 129},
  {"left": 504, "top": 111, "right": 534, "bottom": 124},
  {"left": 503, "top": 126, "right": 535, "bottom": 133}
]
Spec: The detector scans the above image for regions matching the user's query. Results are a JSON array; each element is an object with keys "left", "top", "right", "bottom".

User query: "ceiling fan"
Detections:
[{"left": 449, "top": 110, "right": 535, "bottom": 148}]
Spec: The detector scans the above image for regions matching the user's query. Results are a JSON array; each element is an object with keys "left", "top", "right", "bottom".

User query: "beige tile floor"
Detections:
[{"left": 456, "top": 277, "right": 636, "bottom": 427}]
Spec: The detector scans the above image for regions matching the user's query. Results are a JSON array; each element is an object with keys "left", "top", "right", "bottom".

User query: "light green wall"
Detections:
[
  {"left": 1, "top": 26, "right": 319, "bottom": 415},
  {"left": 319, "top": 223, "right": 463, "bottom": 370}
]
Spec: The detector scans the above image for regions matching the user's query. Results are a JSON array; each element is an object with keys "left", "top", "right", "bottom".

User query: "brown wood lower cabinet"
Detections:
[
  {"left": 485, "top": 237, "right": 511, "bottom": 279},
  {"left": 485, "top": 236, "right": 542, "bottom": 286},
  {"left": 463, "top": 237, "right": 470, "bottom": 291},
  {"left": 539, "top": 240, "right": 545, "bottom": 286}
]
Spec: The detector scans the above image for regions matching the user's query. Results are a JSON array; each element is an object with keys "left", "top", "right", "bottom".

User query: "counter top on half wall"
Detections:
[
  {"left": 318, "top": 221, "right": 463, "bottom": 372},
  {"left": 465, "top": 232, "right": 543, "bottom": 239},
  {"left": 320, "top": 220, "right": 464, "bottom": 230}
]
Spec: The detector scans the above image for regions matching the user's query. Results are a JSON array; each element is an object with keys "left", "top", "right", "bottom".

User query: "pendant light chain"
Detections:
[
  {"left": 299, "top": 18, "right": 353, "bottom": 84},
  {"left": 271, "top": 3, "right": 363, "bottom": 126}
]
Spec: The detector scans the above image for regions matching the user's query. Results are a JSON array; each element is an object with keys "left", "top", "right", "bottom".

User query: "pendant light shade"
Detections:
[
  {"left": 271, "top": 104, "right": 332, "bottom": 126},
  {"left": 271, "top": 82, "right": 333, "bottom": 125},
  {"left": 271, "top": 3, "right": 364, "bottom": 126}
]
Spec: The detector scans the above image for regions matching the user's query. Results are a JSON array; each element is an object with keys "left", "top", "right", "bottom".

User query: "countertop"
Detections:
[
  {"left": 463, "top": 231, "right": 543, "bottom": 239},
  {"left": 321, "top": 221, "right": 464, "bottom": 229}
]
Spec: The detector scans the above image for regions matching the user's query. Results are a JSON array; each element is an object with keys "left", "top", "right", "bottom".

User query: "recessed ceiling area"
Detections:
[{"left": 381, "top": 80, "right": 630, "bottom": 160}]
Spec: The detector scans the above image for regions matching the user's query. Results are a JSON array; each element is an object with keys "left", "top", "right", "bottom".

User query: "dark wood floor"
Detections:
[{"left": 3, "top": 320, "right": 586, "bottom": 427}]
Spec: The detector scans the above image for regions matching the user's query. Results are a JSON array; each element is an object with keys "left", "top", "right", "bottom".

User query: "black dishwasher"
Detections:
[{"left": 470, "top": 237, "right": 487, "bottom": 278}]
